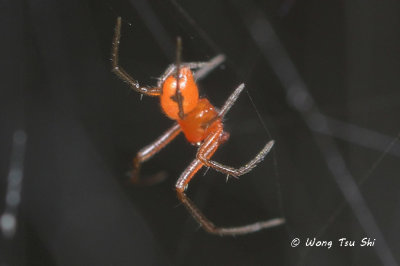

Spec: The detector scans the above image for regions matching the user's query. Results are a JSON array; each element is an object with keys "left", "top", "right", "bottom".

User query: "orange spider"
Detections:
[{"left": 111, "top": 17, "right": 284, "bottom": 235}]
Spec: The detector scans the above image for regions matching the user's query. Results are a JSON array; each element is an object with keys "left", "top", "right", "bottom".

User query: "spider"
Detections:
[{"left": 111, "top": 17, "right": 285, "bottom": 235}]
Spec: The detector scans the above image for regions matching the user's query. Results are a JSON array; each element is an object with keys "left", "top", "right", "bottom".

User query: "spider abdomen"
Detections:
[{"left": 178, "top": 98, "right": 222, "bottom": 144}]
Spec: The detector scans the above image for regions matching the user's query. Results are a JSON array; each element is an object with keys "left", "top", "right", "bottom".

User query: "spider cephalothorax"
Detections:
[{"left": 160, "top": 67, "right": 199, "bottom": 120}]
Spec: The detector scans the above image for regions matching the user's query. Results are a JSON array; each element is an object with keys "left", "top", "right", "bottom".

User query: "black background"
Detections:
[{"left": 1, "top": 0, "right": 400, "bottom": 265}]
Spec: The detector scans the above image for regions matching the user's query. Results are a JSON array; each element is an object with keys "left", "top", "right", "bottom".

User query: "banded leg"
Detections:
[
  {"left": 112, "top": 17, "right": 161, "bottom": 96},
  {"left": 132, "top": 123, "right": 181, "bottom": 185}
]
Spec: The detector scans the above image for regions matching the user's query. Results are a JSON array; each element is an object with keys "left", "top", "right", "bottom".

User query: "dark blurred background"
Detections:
[{"left": 1, "top": 0, "right": 399, "bottom": 265}]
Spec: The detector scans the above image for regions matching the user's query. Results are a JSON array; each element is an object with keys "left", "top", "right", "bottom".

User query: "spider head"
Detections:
[{"left": 160, "top": 67, "right": 199, "bottom": 120}]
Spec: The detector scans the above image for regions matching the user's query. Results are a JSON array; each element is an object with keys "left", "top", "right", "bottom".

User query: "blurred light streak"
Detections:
[
  {"left": 169, "top": 0, "right": 222, "bottom": 54},
  {"left": 231, "top": 0, "right": 398, "bottom": 265},
  {"left": 128, "top": 0, "right": 175, "bottom": 60},
  {"left": 316, "top": 115, "right": 400, "bottom": 158},
  {"left": 309, "top": 131, "right": 399, "bottom": 253},
  {"left": 1, "top": 130, "right": 27, "bottom": 239},
  {"left": 278, "top": 0, "right": 297, "bottom": 17}
]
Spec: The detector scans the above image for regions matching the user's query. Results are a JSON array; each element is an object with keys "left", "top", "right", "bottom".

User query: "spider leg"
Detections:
[
  {"left": 131, "top": 123, "right": 181, "bottom": 185},
  {"left": 157, "top": 54, "right": 226, "bottom": 87},
  {"left": 192, "top": 54, "right": 225, "bottom": 80},
  {"left": 195, "top": 83, "right": 274, "bottom": 177},
  {"left": 197, "top": 125, "right": 274, "bottom": 177},
  {"left": 218, "top": 83, "right": 245, "bottom": 118},
  {"left": 175, "top": 137, "right": 284, "bottom": 235},
  {"left": 112, "top": 17, "right": 161, "bottom": 96}
]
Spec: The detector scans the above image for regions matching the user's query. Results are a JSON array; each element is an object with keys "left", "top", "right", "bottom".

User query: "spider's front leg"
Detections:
[
  {"left": 112, "top": 17, "right": 161, "bottom": 96},
  {"left": 175, "top": 130, "right": 284, "bottom": 236},
  {"left": 131, "top": 123, "right": 181, "bottom": 185}
]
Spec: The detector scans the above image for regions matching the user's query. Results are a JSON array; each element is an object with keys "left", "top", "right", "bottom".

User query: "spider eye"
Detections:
[{"left": 160, "top": 67, "right": 199, "bottom": 120}]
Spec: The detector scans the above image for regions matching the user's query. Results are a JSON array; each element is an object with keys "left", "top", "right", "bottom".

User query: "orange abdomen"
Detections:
[{"left": 178, "top": 98, "right": 222, "bottom": 144}]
